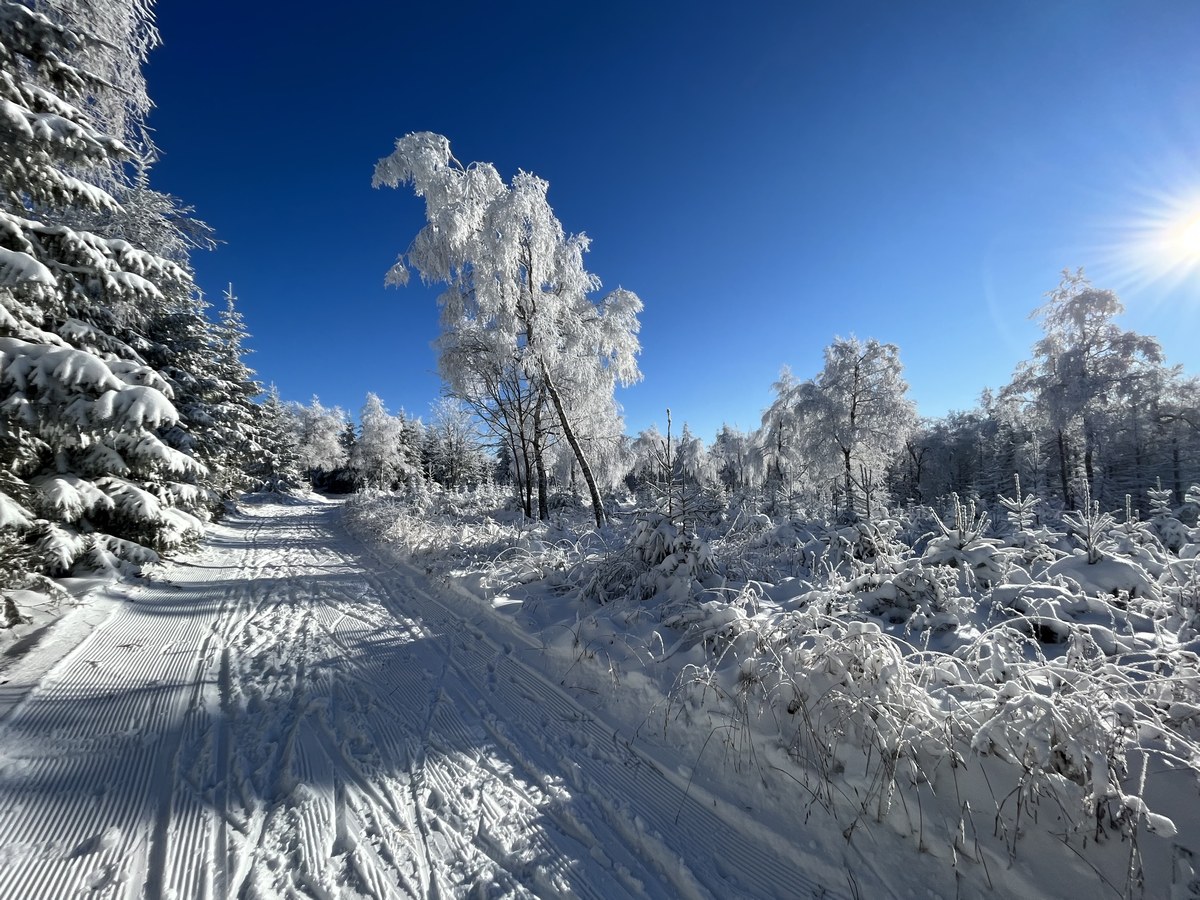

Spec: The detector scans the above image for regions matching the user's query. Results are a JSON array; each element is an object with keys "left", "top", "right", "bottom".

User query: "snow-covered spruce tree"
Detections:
[
  {"left": 199, "top": 286, "right": 266, "bottom": 498},
  {"left": 87, "top": 186, "right": 259, "bottom": 513},
  {"left": 246, "top": 385, "right": 302, "bottom": 492},
  {"left": 33, "top": 0, "right": 159, "bottom": 169},
  {"left": 630, "top": 413, "right": 718, "bottom": 526},
  {"left": 374, "top": 132, "right": 643, "bottom": 527},
  {"left": 0, "top": 1, "right": 208, "bottom": 576}
]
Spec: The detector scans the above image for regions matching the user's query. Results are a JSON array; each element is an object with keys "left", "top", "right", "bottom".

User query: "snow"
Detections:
[
  {"left": 8, "top": 490, "right": 1200, "bottom": 898},
  {"left": 0, "top": 490, "right": 33, "bottom": 529},
  {"left": 0, "top": 498, "right": 854, "bottom": 899},
  {"left": 341, "top": 488, "right": 1200, "bottom": 899},
  {"left": 92, "top": 385, "right": 178, "bottom": 430},
  {"left": 0, "top": 246, "right": 55, "bottom": 288}
]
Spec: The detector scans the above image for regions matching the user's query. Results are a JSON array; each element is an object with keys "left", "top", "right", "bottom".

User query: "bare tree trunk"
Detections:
[
  {"left": 664, "top": 409, "right": 674, "bottom": 523},
  {"left": 505, "top": 432, "right": 523, "bottom": 510},
  {"left": 539, "top": 360, "right": 606, "bottom": 527},
  {"left": 535, "top": 451, "right": 548, "bottom": 520},
  {"left": 1174, "top": 432, "right": 1183, "bottom": 503},
  {"left": 518, "top": 432, "right": 534, "bottom": 518},
  {"left": 519, "top": 260, "right": 607, "bottom": 528},
  {"left": 843, "top": 447, "right": 854, "bottom": 520},
  {"left": 1057, "top": 429, "right": 1074, "bottom": 509},
  {"left": 533, "top": 403, "right": 548, "bottom": 520}
]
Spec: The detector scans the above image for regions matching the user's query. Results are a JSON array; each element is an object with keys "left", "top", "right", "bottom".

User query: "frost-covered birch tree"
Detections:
[
  {"left": 759, "top": 367, "right": 819, "bottom": 506},
  {"left": 290, "top": 397, "right": 349, "bottom": 481},
  {"left": 1003, "top": 270, "right": 1166, "bottom": 509},
  {"left": 764, "top": 338, "right": 915, "bottom": 519},
  {"left": 425, "top": 398, "right": 488, "bottom": 489},
  {"left": 813, "top": 337, "right": 916, "bottom": 518},
  {"left": 710, "top": 424, "right": 755, "bottom": 493},
  {"left": 351, "top": 393, "right": 412, "bottom": 491},
  {"left": 373, "top": 133, "right": 642, "bottom": 526}
]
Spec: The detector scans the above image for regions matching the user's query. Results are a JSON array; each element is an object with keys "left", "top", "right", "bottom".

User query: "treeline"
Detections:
[
  {"left": 267, "top": 394, "right": 494, "bottom": 495},
  {"left": 634, "top": 271, "right": 1199, "bottom": 524},
  {"left": 291, "top": 268, "right": 1199, "bottom": 528},
  {"left": 363, "top": 133, "right": 1197, "bottom": 527}
]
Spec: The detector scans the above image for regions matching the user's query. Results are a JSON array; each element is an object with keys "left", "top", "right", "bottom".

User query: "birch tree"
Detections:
[
  {"left": 425, "top": 398, "right": 488, "bottom": 489},
  {"left": 1003, "top": 270, "right": 1165, "bottom": 508},
  {"left": 813, "top": 337, "right": 916, "bottom": 518},
  {"left": 763, "top": 339, "right": 915, "bottom": 519},
  {"left": 291, "top": 397, "right": 349, "bottom": 482},
  {"left": 374, "top": 133, "right": 642, "bottom": 526},
  {"left": 710, "top": 424, "right": 755, "bottom": 493}
]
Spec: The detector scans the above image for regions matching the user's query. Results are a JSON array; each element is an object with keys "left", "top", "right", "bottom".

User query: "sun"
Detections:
[
  {"left": 1111, "top": 188, "right": 1200, "bottom": 296},
  {"left": 1154, "top": 209, "right": 1200, "bottom": 270}
]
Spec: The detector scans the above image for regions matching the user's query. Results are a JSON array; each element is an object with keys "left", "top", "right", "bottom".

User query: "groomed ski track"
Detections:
[{"left": 0, "top": 497, "right": 846, "bottom": 899}]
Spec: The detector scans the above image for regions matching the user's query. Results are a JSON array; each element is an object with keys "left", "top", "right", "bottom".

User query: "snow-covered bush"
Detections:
[
  {"left": 580, "top": 513, "right": 719, "bottom": 608},
  {"left": 922, "top": 493, "right": 1012, "bottom": 588}
]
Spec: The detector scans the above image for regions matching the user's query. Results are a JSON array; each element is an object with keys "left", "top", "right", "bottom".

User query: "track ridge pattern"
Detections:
[{"left": 0, "top": 498, "right": 841, "bottom": 899}]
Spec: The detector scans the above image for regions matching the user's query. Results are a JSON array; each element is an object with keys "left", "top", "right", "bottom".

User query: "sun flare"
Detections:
[
  {"left": 1151, "top": 207, "right": 1200, "bottom": 271},
  {"left": 1111, "top": 188, "right": 1200, "bottom": 297}
]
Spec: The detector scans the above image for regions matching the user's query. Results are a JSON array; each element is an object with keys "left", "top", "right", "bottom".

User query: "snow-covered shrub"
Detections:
[
  {"left": 0, "top": 528, "right": 68, "bottom": 626},
  {"left": 1045, "top": 552, "right": 1158, "bottom": 602},
  {"left": 548, "top": 490, "right": 583, "bottom": 512},
  {"left": 789, "top": 517, "right": 909, "bottom": 579},
  {"left": 892, "top": 504, "right": 940, "bottom": 554},
  {"left": 998, "top": 477, "right": 1065, "bottom": 568},
  {"left": 1178, "top": 484, "right": 1200, "bottom": 526},
  {"left": 767, "top": 617, "right": 944, "bottom": 820},
  {"left": 847, "top": 561, "right": 969, "bottom": 632},
  {"left": 580, "top": 513, "right": 719, "bottom": 608},
  {"left": 480, "top": 534, "right": 588, "bottom": 594},
  {"left": 922, "top": 493, "right": 1012, "bottom": 587},
  {"left": 662, "top": 583, "right": 761, "bottom": 656},
  {"left": 1148, "top": 482, "right": 1189, "bottom": 553},
  {"left": 955, "top": 628, "right": 1188, "bottom": 862}
]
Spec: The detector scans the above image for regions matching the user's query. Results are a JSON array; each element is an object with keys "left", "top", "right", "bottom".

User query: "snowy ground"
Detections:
[{"left": 0, "top": 497, "right": 865, "bottom": 899}]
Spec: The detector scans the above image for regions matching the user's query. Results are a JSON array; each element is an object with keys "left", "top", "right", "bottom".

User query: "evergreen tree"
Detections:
[
  {"left": 351, "top": 393, "right": 409, "bottom": 490},
  {"left": 0, "top": 1, "right": 207, "bottom": 574},
  {"left": 247, "top": 385, "right": 302, "bottom": 492},
  {"left": 203, "top": 286, "right": 265, "bottom": 498}
]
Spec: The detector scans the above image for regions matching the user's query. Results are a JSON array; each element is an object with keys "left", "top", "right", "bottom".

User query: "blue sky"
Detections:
[{"left": 145, "top": 0, "right": 1200, "bottom": 441}]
